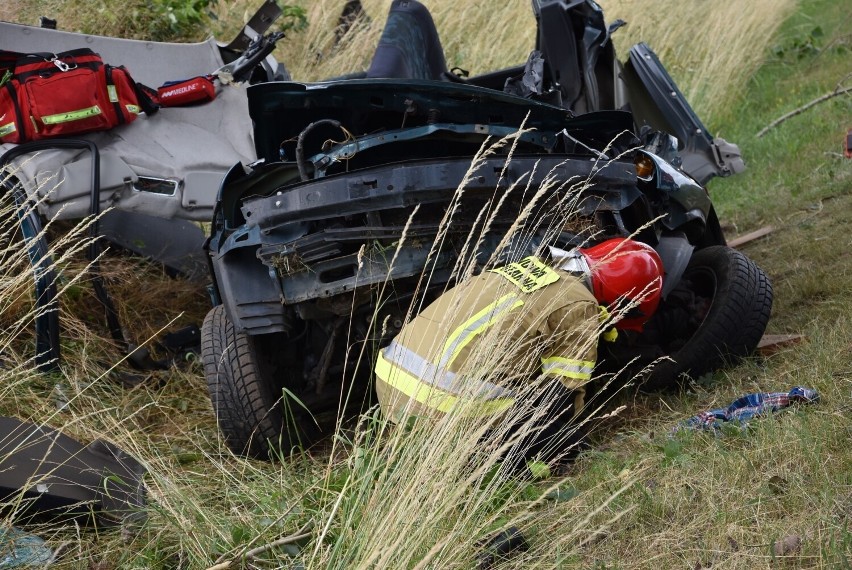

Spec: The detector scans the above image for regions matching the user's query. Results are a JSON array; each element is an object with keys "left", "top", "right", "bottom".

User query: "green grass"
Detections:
[
  {"left": 567, "top": 2, "right": 852, "bottom": 565},
  {"left": 2, "top": 0, "right": 852, "bottom": 568},
  {"left": 710, "top": 0, "right": 852, "bottom": 228}
]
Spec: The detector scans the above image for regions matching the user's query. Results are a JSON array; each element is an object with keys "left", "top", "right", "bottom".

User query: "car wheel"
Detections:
[
  {"left": 201, "top": 304, "right": 316, "bottom": 459},
  {"left": 642, "top": 245, "right": 773, "bottom": 389}
]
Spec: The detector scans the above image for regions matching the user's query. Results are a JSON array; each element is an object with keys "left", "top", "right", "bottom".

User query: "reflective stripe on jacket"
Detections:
[{"left": 375, "top": 256, "right": 599, "bottom": 422}]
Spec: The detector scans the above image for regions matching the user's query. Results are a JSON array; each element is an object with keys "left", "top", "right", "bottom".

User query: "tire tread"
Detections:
[
  {"left": 201, "top": 305, "right": 287, "bottom": 458},
  {"left": 648, "top": 246, "right": 773, "bottom": 387}
]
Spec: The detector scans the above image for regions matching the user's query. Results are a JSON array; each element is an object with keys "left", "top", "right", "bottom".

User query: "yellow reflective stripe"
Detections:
[
  {"left": 438, "top": 293, "right": 524, "bottom": 368},
  {"left": 41, "top": 105, "right": 102, "bottom": 125},
  {"left": 0, "top": 122, "right": 16, "bottom": 137},
  {"left": 540, "top": 356, "right": 594, "bottom": 381},
  {"left": 107, "top": 84, "right": 118, "bottom": 102},
  {"left": 489, "top": 256, "right": 560, "bottom": 293},
  {"left": 382, "top": 341, "right": 507, "bottom": 399},
  {"left": 125, "top": 104, "right": 140, "bottom": 115},
  {"left": 376, "top": 350, "right": 515, "bottom": 416}
]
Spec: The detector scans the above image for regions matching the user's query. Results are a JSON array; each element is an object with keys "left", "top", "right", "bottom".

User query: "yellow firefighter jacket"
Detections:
[{"left": 374, "top": 256, "right": 601, "bottom": 422}]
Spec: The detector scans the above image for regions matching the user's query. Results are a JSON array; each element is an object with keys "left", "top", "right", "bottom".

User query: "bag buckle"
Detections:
[{"left": 49, "top": 55, "right": 76, "bottom": 72}]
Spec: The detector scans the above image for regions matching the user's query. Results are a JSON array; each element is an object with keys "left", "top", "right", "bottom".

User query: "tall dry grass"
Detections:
[
  {"left": 0, "top": 170, "right": 95, "bottom": 382},
  {"left": 284, "top": 132, "right": 657, "bottom": 568},
  {"left": 0, "top": 0, "right": 803, "bottom": 567},
  {"left": 250, "top": 0, "right": 794, "bottom": 126},
  {"left": 259, "top": 0, "right": 537, "bottom": 81},
  {"left": 599, "top": 0, "right": 798, "bottom": 125},
  {"left": 0, "top": 188, "right": 47, "bottom": 399},
  {"left": 0, "top": 133, "right": 647, "bottom": 567},
  {"left": 0, "top": 0, "right": 794, "bottom": 125}
]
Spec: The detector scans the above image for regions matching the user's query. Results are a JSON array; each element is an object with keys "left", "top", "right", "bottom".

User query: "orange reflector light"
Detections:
[{"left": 634, "top": 154, "right": 655, "bottom": 179}]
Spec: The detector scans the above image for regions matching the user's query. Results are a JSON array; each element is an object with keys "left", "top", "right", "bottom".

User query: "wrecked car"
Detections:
[{"left": 201, "top": 0, "right": 773, "bottom": 458}]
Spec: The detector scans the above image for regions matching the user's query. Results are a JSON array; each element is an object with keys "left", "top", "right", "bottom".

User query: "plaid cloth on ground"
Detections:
[{"left": 678, "top": 386, "right": 819, "bottom": 432}]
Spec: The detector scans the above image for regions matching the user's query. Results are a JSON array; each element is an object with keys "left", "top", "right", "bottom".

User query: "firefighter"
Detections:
[{"left": 374, "top": 237, "right": 664, "bottom": 431}]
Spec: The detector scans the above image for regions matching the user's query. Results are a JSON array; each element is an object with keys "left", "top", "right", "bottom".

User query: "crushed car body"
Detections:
[
  {"left": 0, "top": 25, "right": 258, "bottom": 223},
  {"left": 200, "top": 0, "right": 770, "bottom": 458},
  {"left": 0, "top": 3, "right": 292, "bottom": 371},
  {"left": 0, "top": 1, "right": 289, "bottom": 283}
]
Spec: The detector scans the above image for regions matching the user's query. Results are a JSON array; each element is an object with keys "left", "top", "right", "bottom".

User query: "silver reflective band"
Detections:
[
  {"left": 549, "top": 246, "right": 591, "bottom": 276},
  {"left": 382, "top": 340, "right": 508, "bottom": 400},
  {"left": 540, "top": 358, "right": 594, "bottom": 378}
]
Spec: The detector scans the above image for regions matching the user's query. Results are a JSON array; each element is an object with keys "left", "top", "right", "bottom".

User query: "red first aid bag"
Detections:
[
  {"left": 0, "top": 48, "right": 158, "bottom": 144},
  {"left": 157, "top": 75, "right": 217, "bottom": 107}
]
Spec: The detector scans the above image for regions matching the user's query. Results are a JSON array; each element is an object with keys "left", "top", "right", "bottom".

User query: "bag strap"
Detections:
[
  {"left": 1, "top": 47, "right": 99, "bottom": 70},
  {"left": 103, "top": 66, "right": 127, "bottom": 125},
  {"left": 3, "top": 82, "right": 26, "bottom": 134},
  {"left": 13, "top": 49, "right": 102, "bottom": 81},
  {"left": 0, "top": 48, "right": 25, "bottom": 60},
  {"left": 131, "top": 79, "right": 161, "bottom": 115},
  {"left": 16, "top": 48, "right": 99, "bottom": 62},
  {"left": 0, "top": 49, "right": 22, "bottom": 76},
  {"left": 102, "top": 66, "right": 160, "bottom": 118}
]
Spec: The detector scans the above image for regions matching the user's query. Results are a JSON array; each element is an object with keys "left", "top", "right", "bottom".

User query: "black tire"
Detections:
[
  {"left": 643, "top": 246, "right": 773, "bottom": 389},
  {"left": 201, "top": 305, "right": 316, "bottom": 459}
]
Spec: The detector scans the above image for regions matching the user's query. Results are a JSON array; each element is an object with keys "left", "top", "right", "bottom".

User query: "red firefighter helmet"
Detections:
[{"left": 578, "top": 238, "right": 664, "bottom": 332}]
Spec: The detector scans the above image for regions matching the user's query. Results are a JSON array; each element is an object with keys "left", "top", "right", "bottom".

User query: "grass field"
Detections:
[{"left": 2, "top": 0, "right": 851, "bottom": 568}]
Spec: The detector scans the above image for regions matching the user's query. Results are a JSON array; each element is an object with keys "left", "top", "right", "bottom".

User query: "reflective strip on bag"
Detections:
[
  {"left": 0, "top": 122, "right": 16, "bottom": 137},
  {"left": 375, "top": 348, "right": 515, "bottom": 416},
  {"left": 125, "top": 104, "right": 140, "bottom": 114},
  {"left": 438, "top": 293, "right": 524, "bottom": 369},
  {"left": 41, "top": 105, "right": 102, "bottom": 125},
  {"left": 490, "top": 256, "right": 560, "bottom": 293},
  {"left": 540, "top": 355, "right": 594, "bottom": 383},
  {"left": 107, "top": 84, "right": 118, "bottom": 103}
]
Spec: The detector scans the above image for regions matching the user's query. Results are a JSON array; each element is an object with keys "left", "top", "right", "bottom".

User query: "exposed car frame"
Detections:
[{"left": 201, "top": 0, "right": 770, "bottom": 458}]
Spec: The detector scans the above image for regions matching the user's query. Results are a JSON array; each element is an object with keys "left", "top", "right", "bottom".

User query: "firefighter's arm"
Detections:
[{"left": 538, "top": 301, "right": 600, "bottom": 412}]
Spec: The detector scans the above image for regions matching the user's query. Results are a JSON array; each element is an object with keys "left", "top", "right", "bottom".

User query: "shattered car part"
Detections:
[
  {"left": 98, "top": 210, "right": 208, "bottom": 281},
  {"left": 0, "top": 0, "right": 288, "bottom": 262},
  {"left": 0, "top": 24, "right": 257, "bottom": 223},
  {"left": 0, "top": 417, "right": 147, "bottom": 526},
  {"left": 222, "top": 0, "right": 285, "bottom": 53},
  {"left": 2, "top": 140, "right": 130, "bottom": 373},
  {"left": 621, "top": 43, "right": 745, "bottom": 185},
  {"left": 0, "top": 2, "right": 290, "bottom": 369}
]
